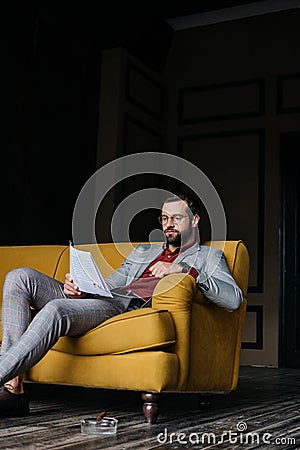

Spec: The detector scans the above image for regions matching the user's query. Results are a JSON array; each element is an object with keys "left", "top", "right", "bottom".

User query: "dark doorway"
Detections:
[{"left": 280, "top": 132, "right": 300, "bottom": 368}]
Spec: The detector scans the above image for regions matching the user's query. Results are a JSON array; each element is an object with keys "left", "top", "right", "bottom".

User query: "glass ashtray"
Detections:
[{"left": 81, "top": 417, "right": 118, "bottom": 435}]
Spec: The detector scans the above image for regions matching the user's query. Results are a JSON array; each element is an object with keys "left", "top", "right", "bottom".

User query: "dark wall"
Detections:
[
  {"left": 2, "top": 8, "right": 101, "bottom": 245},
  {"left": 1, "top": 5, "right": 174, "bottom": 246}
]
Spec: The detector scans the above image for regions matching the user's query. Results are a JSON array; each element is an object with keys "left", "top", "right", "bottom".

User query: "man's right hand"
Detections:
[{"left": 64, "top": 273, "right": 86, "bottom": 299}]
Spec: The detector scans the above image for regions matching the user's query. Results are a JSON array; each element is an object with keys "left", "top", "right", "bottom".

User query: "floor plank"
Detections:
[{"left": 0, "top": 367, "right": 300, "bottom": 449}]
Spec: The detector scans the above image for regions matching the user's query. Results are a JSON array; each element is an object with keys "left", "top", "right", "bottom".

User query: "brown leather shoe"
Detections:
[{"left": 0, "top": 387, "right": 30, "bottom": 417}]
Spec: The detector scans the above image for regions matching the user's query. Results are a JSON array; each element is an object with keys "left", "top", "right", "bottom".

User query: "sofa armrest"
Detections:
[
  {"left": 187, "top": 290, "right": 247, "bottom": 392},
  {"left": 152, "top": 273, "right": 247, "bottom": 393},
  {"left": 152, "top": 273, "right": 197, "bottom": 390}
]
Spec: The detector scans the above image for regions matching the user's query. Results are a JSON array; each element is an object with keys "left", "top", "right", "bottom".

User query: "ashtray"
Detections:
[{"left": 81, "top": 417, "right": 118, "bottom": 435}]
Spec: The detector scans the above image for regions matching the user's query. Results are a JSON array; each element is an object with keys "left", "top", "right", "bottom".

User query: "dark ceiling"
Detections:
[
  {"left": 28, "top": 0, "right": 270, "bottom": 72},
  {"left": 36, "top": 1, "right": 266, "bottom": 21}
]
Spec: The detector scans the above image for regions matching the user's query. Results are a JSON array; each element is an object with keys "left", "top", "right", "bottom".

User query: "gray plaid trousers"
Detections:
[{"left": 0, "top": 268, "right": 132, "bottom": 385}]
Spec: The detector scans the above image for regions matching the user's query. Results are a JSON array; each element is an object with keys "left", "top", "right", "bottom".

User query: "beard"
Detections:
[
  {"left": 165, "top": 230, "right": 182, "bottom": 247},
  {"left": 164, "top": 222, "right": 199, "bottom": 247}
]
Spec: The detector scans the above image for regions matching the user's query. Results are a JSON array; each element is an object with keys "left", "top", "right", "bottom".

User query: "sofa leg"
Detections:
[{"left": 141, "top": 392, "right": 160, "bottom": 424}]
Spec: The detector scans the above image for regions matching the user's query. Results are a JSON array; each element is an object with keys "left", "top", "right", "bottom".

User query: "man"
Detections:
[{"left": 0, "top": 192, "right": 242, "bottom": 417}]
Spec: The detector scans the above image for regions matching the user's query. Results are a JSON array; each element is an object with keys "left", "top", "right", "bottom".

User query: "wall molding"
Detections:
[
  {"left": 242, "top": 305, "right": 263, "bottom": 350},
  {"left": 178, "top": 78, "right": 265, "bottom": 124},
  {"left": 123, "top": 114, "right": 163, "bottom": 156},
  {"left": 125, "top": 61, "right": 164, "bottom": 120},
  {"left": 177, "top": 128, "right": 265, "bottom": 293},
  {"left": 277, "top": 72, "right": 300, "bottom": 114}
]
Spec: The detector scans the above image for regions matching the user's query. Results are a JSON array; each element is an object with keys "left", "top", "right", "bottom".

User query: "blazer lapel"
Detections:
[
  {"left": 128, "top": 244, "right": 163, "bottom": 281},
  {"left": 173, "top": 242, "right": 200, "bottom": 263}
]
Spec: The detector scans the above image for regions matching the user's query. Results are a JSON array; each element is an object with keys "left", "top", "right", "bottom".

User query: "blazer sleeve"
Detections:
[{"left": 195, "top": 250, "right": 243, "bottom": 312}]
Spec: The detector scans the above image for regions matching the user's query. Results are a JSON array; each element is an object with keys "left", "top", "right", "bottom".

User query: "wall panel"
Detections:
[
  {"left": 179, "top": 79, "right": 265, "bottom": 123},
  {"left": 126, "top": 62, "right": 163, "bottom": 120},
  {"left": 277, "top": 73, "right": 300, "bottom": 114},
  {"left": 178, "top": 129, "right": 264, "bottom": 293}
]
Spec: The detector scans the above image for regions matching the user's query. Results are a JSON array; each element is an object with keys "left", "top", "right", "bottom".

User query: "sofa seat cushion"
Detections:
[{"left": 52, "top": 308, "right": 176, "bottom": 356}]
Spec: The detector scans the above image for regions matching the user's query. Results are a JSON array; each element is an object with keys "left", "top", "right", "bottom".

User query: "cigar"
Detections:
[{"left": 96, "top": 411, "right": 107, "bottom": 421}]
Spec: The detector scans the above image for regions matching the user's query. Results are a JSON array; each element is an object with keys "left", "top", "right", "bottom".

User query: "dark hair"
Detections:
[{"left": 162, "top": 192, "right": 201, "bottom": 217}]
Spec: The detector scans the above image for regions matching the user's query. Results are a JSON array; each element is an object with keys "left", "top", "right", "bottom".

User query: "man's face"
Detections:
[{"left": 161, "top": 200, "right": 198, "bottom": 247}]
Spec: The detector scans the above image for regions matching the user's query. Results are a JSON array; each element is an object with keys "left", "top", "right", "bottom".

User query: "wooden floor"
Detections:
[{"left": 1, "top": 366, "right": 300, "bottom": 449}]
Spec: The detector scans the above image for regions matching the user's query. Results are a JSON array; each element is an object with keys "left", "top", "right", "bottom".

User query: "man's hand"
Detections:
[
  {"left": 64, "top": 273, "right": 87, "bottom": 299},
  {"left": 149, "top": 262, "right": 182, "bottom": 278}
]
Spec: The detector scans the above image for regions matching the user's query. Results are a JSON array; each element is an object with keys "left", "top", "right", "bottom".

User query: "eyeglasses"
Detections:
[{"left": 158, "top": 214, "right": 189, "bottom": 225}]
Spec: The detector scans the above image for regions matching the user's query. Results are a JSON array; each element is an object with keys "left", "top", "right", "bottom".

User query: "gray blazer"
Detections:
[{"left": 105, "top": 243, "right": 243, "bottom": 312}]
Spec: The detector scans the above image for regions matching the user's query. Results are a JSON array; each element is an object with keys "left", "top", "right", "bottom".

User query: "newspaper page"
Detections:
[{"left": 69, "top": 244, "right": 113, "bottom": 297}]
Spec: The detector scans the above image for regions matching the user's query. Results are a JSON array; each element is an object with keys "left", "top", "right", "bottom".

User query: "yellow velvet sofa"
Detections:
[{"left": 0, "top": 241, "right": 249, "bottom": 423}]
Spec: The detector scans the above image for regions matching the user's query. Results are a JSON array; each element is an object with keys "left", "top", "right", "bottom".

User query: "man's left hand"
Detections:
[
  {"left": 64, "top": 273, "right": 87, "bottom": 299},
  {"left": 149, "top": 261, "right": 182, "bottom": 278}
]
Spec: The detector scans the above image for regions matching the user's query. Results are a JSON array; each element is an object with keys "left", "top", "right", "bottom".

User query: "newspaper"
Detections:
[{"left": 69, "top": 244, "right": 113, "bottom": 297}]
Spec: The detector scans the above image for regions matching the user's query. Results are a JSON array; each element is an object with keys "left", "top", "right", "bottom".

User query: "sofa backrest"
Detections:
[
  {"left": 54, "top": 243, "right": 140, "bottom": 283},
  {"left": 0, "top": 245, "right": 66, "bottom": 306},
  {"left": 0, "top": 240, "right": 249, "bottom": 303}
]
